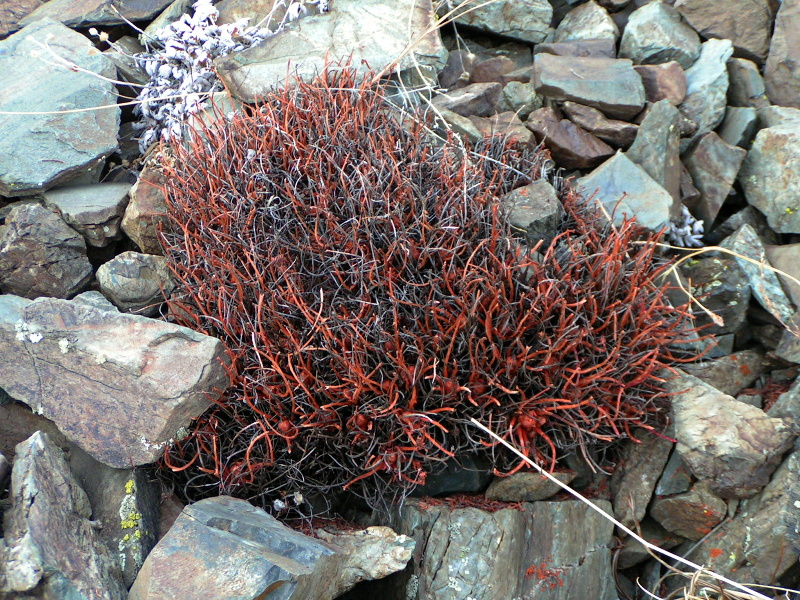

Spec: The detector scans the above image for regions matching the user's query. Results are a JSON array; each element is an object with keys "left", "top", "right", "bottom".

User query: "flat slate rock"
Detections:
[
  {"left": 19, "top": 0, "right": 172, "bottom": 28},
  {"left": 0, "top": 19, "right": 119, "bottom": 197},
  {"left": 42, "top": 182, "right": 131, "bottom": 247},
  {"left": 447, "top": 0, "right": 553, "bottom": 44}
]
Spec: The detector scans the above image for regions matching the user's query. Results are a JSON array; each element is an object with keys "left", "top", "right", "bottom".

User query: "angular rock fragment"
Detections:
[
  {"left": 526, "top": 106, "right": 615, "bottom": 169},
  {"left": 626, "top": 99, "right": 682, "bottom": 204},
  {"left": 42, "top": 182, "right": 131, "bottom": 247},
  {"left": 485, "top": 470, "right": 576, "bottom": 502},
  {"left": 764, "top": 0, "right": 800, "bottom": 108},
  {"left": 650, "top": 481, "right": 727, "bottom": 540},
  {"left": 0, "top": 203, "right": 93, "bottom": 299},
  {"left": 562, "top": 101, "right": 639, "bottom": 148},
  {"left": 501, "top": 179, "right": 563, "bottom": 251},
  {"left": 497, "top": 81, "right": 542, "bottom": 120},
  {"left": 655, "top": 450, "right": 693, "bottom": 497},
  {"left": 97, "top": 251, "right": 176, "bottom": 316},
  {"left": 727, "top": 57, "right": 769, "bottom": 108},
  {"left": 717, "top": 106, "right": 758, "bottom": 148},
  {"left": 554, "top": 0, "right": 619, "bottom": 43},
  {"left": 678, "top": 257, "right": 749, "bottom": 335},
  {"left": 680, "top": 350, "right": 764, "bottom": 397},
  {"left": 470, "top": 56, "right": 517, "bottom": 84},
  {"left": 617, "top": 520, "right": 684, "bottom": 569},
  {"left": 534, "top": 38, "right": 616, "bottom": 58},
  {"left": 0, "top": 431, "right": 126, "bottom": 600},
  {"left": 668, "top": 370, "right": 796, "bottom": 499},
  {"left": 447, "top": 0, "right": 553, "bottom": 44},
  {"left": 0, "top": 0, "right": 43, "bottom": 36},
  {"left": 533, "top": 53, "right": 646, "bottom": 119},
  {"left": 765, "top": 244, "right": 800, "bottom": 308},
  {"left": 0, "top": 19, "right": 120, "bottom": 197},
  {"left": 19, "top": 0, "right": 172, "bottom": 28},
  {"left": 121, "top": 163, "right": 170, "bottom": 255},
  {"left": 437, "top": 49, "right": 477, "bottom": 90},
  {"left": 619, "top": 1, "right": 701, "bottom": 69},
  {"left": 0, "top": 293, "right": 229, "bottom": 468},
  {"left": 680, "top": 39, "right": 734, "bottom": 146},
  {"left": 432, "top": 82, "right": 502, "bottom": 117},
  {"left": 634, "top": 62, "right": 687, "bottom": 105},
  {"left": 467, "top": 111, "right": 534, "bottom": 144}
]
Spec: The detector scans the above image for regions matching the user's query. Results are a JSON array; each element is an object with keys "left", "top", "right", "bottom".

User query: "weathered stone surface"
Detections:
[
  {"left": 129, "top": 496, "right": 413, "bottom": 600},
  {"left": 0, "top": 0, "right": 43, "bottom": 36},
  {"left": 42, "top": 183, "right": 131, "bottom": 248},
  {"left": 0, "top": 20, "right": 120, "bottom": 197},
  {"left": 121, "top": 163, "right": 170, "bottom": 255},
  {"left": 650, "top": 481, "right": 727, "bottom": 540},
  {"left": 703, "top": 205, "right": 778, "bottom": 246},
  {"left": 562, "top": 101, "right": 639, "bottom": 148},
  {"left": 668, "top": 370, "right": 796, "bottom": 499},
  {"left": 501, "top": 179, "right": 564, "bottom": 251},
  {"left": 682, "top": 132, "right": 746, "bottom": 225},
  {"left": 721, "top": 224, "right": 796, "bottom": 325},
  {"left": 717, "top": 106, "right": 758, "bottom": 148},
  {"left": 432, "top": 82, "right": 502, "bottom": 117},
  {"left": 0, "top": 401, "right": 70, "bottom": 458},
  {"left": 215, "top": 0, "right": 447, "bottom": 102},
  {"left": 470, "top": 56, "right": 517, "bottom": 84},
  {"left": 534, "top": 38, "right": 616, "bottom": 58},
  {"left": 438, "top": 49, "right": 476, "bottom": 90},
  {"left": 497, "top": 81, "right": 542, "bottom": 120},
  {"left": 727, "top": 57, "right": 770, "bottom": 108},
  {"left": 655, "top": 450, "right": 693, "bottom": 497},
  {"left": 413, "top": 454, "right": 493, "bottom": 498},
  {"left": 619, "top": 1, "right": 701, "bottom": 69},
  {"left": 674, "top": 0, "right": 773, "bottom": 63},
  {"left": 447, "top": 0, "right": 553, "bottom": 44},
  {"left": 533, "top": 54, "right": 646, "bottom": 120},
  {"left": 757, "top": 105, "right": 800, "bottom": 129},
  {"left": 765, "top": 244, "right": 800, "bottom": 307},
  {"left": 610, "top": 429, "right": 673, "bottom": 529},
  {"left": 626, "top": 99, "right": 682, "bottom": 204},
  {"left": 617, "top": 520, "right": 683, "bottom": 570},
  {"left": 19, "top": 0, "right": 172, "bottom": 28},
  {"left": 96, "top": 251, "right": 175, "bottom": 316},
  {"left": 0, "top": 293, "right": 229, "bottom": 468},
  {"left": 680, "top": 350, "right": 764, "bottom": 397},
  {"left": 0, "top": 431, "right": 126, "bottom": 599},
  {"left": 764, "top": 0, "right": 800, "bottom": 108},
  {"left": 468, "top": 112, "right": 534, "bottom": 145},
  {"left": 634, "top": 62, "right": 687, "bottom": 105},
  {"left": 485, "top": 470, "right": 576, "bottom": 502},
  {"left": 576, "top": 151, "right": 674, "bottom": 231},
  {"left": 0, "top": 451, "right": 8, "bottom": 490},
  {"left": 679, "top": 257, "right": 748, "bottom": 335},
  {"left": 740, "top": 127, "right": 800, "bottom": 235},
  {"left": 394, "top": 498, "right": 616, "bottom": 600},
  {"left": 774, "top": 316, "right": 800, "bottom": 363},
  {"left": 436, "top": 108, "right": 482, "bottom": 144},
  {"left": 680, "top": 39, "right": 734, "bottom": 145},
  {"left": 0, "top": 203, "right": 93, "bottom": 299},
  {"left": 554, "top": 0, "right": 619, "bottom": 43},
  {"left": 526, "top": 107, "right": 615, "bottom": 169}
]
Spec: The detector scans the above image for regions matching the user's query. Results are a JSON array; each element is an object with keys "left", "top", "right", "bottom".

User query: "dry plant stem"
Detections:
[{"left": 468, "top": 418, "right": 773, "bottom": 600}]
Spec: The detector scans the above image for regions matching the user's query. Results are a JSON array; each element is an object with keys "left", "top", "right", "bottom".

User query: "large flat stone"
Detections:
[
  {"left": 764, "top": 0, "right": 800, "bottom": 108},
  {"left": 447, "top": 0, "right": 553, "bottom": 44},
  {"left": 18, "top": 0, "right": 172, "bottom": 28},
  {"left": 680, "top": 38, "right": 734, "bottom": 146},
  {"left": 0, "top": 19, "right": 119, "bottom": 197},
  {"left": 42, "top": 182, "right": 131, "bottom": 247}
]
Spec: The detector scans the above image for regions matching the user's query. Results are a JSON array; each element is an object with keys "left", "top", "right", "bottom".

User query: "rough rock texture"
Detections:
[
  {"left": 680, "top": 39, "right": 734, "bottom": 146},
  {"left": 610, "top": 429, "right": 673, "bottom": 529},
  {"left": 619, "top": 1, "right": 701, "bottom": 69},
  {"left": 727, "top": 57, "right": 769, "bottom": 108},
  {"left": 674, "top": 0, "right": 773, "bottom": 63},
  {"left": 680, "top": 350, "right": 764, "bottom": 397},
  {"left": 0, "top": 19, "right": 120, "bottom": 197},
  {"left": 129, "top": 496, "right": 414, "bottom": 600},
  {"left": 554, "top": 0, "right": 619, "bottom": 43},
  {"left": 0, "top": 0, "right": 43, "bottom": 36},
  {"left": 526, "top": 107, "right": 615, "bottom": 169},
  {"left": 432, "top": 83, "right": 503, "bottom": 117},
  {"left": 682, "top": 132, "right": 747, "bottom": 225},
  {"left": 650, "top": 481, "right": 728, "bottom": 540},
  {"left": 668, "top": 370, "right": 796, "bottom": 499},
  {"left": 96, "top": 251, "right": 175, "bottom": 316},
  {"left": 718, "top": 106, "right": 758, "bottom": 148},
  {"left": 393, "top": 499, "right": 617, "bottom": 600},
  {"left": 0, "top": 293, "right": 229, "bottom": 468},
  {"left": 739, "top": 126, "right": 800, "bottom": 235},
  {"left": 765, "top": 243, "right": 800, "bottom": 308},
  {"left": 19, "top": 0, "right": 172, "bottom": 28},
  {"left": 500, "top": 179, "right": 564, "bottom": 250},
  {"left": 42, "top": 183, "right": 131, "bottom": 247},
  {"left": 121, "top": 163, "right": 170, "bottom": 255},
  {"left": 634, "top": 62, "right": 687, "bottom": 105},
  {"left": 469, "top": 111, "right": 535, "bottom": 142},
  {"left": 0, "top": 431, "right": 126, "bottom": 600},
  {"left": 448, "top": 0, "right": 553, "bottom": 44},
  {"left": 533, "top": 54, "right": 646, "bottom": 120},
  {"left": 764, "top": 0, "right": 800, "bottom": 108},
  {"left": 575, "top": 151, "right": 674, "bottom": 231},
  {"left": 0, "top": 203, "right": 93, "bottom": 299},
  {"left": 215, "top": 0, "right": 448, "bottom": 102},
  {"left": 484, "top": 470, "right": 576, "bottom": 502},
  {"left": 562, "top": 101, "right": 639, "bottom": 148},
  {"left": 534, "top": 38, "right": 616, "bottom": 58},
  {"left": 655, "top": 450, "right": 693, "bottom": 496}
]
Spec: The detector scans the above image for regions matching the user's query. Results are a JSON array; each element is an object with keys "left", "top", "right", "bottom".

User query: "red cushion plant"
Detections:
[{"left": 156, "top": 67, "right": 696, "bottom": 512}]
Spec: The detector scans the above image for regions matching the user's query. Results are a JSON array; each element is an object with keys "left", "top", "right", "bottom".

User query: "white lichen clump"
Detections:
[
  {"left": 134, "top": 0, "right": 330, "bottom": 152},
  {"left": 667, "top": 205, "right": 704, "bottom": 248}
]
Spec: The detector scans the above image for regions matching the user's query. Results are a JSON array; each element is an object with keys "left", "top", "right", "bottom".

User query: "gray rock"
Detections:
[
  {"left": 447, "top": 0, "right": 553, "bottom": 44},
  {"left": 680, "top": 350, "right": 764, "bottom": 397},
  {"left": 19, "top": 0, "right": 172, "bottom": 28},
  {"left": 431, "top": 83, "right": 503, "bottom": 117},
  {"left": 773, "top": 315, "right": 800, "bottom": 363},
  {"left": 0, "top": 431, "right": 126, "bottom": 599},
  {"left": 0, "top": 451, "right": 8, "bottom": 490},
  {"left": 394, "top": 498, "right": 616, "bottom": 600},
  {"left": 634, "top": 61, "right": 687, "bottom": 105},
  {"left": 468, "top": 111, "right": 535, "bottom": 143},
  {"left": 129, "top": 496, "right": 413, "bottom": 600},
  {"left": 96, "top": 251, "right": 176, "bottom": 316},
  {"left": 436, "top": 108, "right": 482, "bottom": 144},
  {"left": 619, "top": 1, "right": 701, "bottom": 70},
  {"left": 215, "top": 0, "right": 447, "bottom": 102},
  {"left": 0, "top": 294, "right": 229, "bottom": 468},
  {"left": 534, "top": 54, "right": 646, "bottom": 120},
  {"left": 562, "top": 101, "right": 639, "bottom": 148},
  {"left": 121, "top": 163, "right": 170, "bottom": 255},
  {"left": 497, "top": 81, "right": 543, "bottom": 120},
  {"left": 765, "top": 244, "right": 800, "bottom": 308},
  {"left": 554, "top": 0, "right": 619, "bottom": 43},
  {"left": 626, "top": 99, "right": 682, "bottom": 204},
  {"left": 575, "top": 151, "right": 674, "bottom": 232},
  {"left": 610, "top": 429, "right": 673, "bottom": 529},
  {"left": 0, "top": 203, "right": 93, "bottom": 299},
  {"left": 668, "top": 370, "right": 796, "bottom": 499},
  {"left": 655, "top": 450, "right": 693, "bottom": 496},
  {"left": 740, "top": 126, "right": 800, "bottom": 235},
  {"left": 680, "top": 39, "right": 734, "bottom": 147},
  {"left": 764, "top": 0, "right": 800, "bottom": 109},
  {"left": 721, "top": 224, "right": 796, "bottom": 325},
  {"left": 703, "top": 205, "right": 778, "bottom": 246},
  {"left": 0, "top": 401, "right": 70, "bottom": 459},
  {"left": 650, "top": 481, "right": 728, "bottom": 540},
  {"left": 682, "top": 132, "right": 747, "bottom": 225},
  {"left": 470, "top": 56, "right": 517, "bottom": 85},
  {"left": 727, "top": 58, "right": 769, "bottom": 109},
  {"left": 501, "top": 179, "right": 564, "bottom": 250},
  {"left": 526, "top": 106, "right": 615, "bottom": 169},
  {"left": 768, "top": 377, "right": 800, "bottom": 423},
  {"left": 674, "top": 0, "right": 773, "bottom": 63},
  {"left": 0, "top": 19, "right": 120, "bottom": 197},
  {"left": 412, "top": 454, "right": 493, "bottom": 498},
  {"left": 42, "top": 183, "right": 131, "bottom": 248},
  {"left": 484, "top": 470, "right": 576, "bottom": 502},
  {"left": 616, "top": 519, "right": 684, "bottom": 569},
  {"left": 717, "top": 106, "right": 758, "bottom": 148},
  {"left": 140, "top": 0, "right": 193, "bottom": 45},
  {"left": 757, "top": 106, "right": 800, "bottom": 129},
  {"left": 534, "top": 38, "right": 617, "bottom": 58}
]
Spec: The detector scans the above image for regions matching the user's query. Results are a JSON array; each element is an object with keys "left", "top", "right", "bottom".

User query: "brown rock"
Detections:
[
  {"left": 675, "top": 0, "right": 773, "bottom": 63},
  {"left": 431, "top": 82, "right": 502, "bottom": 117},
  {"left": 534, "top": 38, "right": 617, "bottom": 58},
  {"left": 468, "top": 112, "right": 534, "bottom": 145},
  {"left": 19, "top": 0, "right": 172, "bottom": 28},
  {"left": 765, "top": 243, "right": 800, "bottom": 307},
  {"left": 485, "top": 470, "right": 576, "bottom": 501},
  {"left": 764, "top": 0, "right": 800, "bottom": 108},
  {"left": 634, "top": 62, "right": 687, "bottom": 105},
  {"left": 680, "top": 163, "right": 701, "bottom": 206},
  {"left": 437, "top": 49, "right": 477, "bottom": 90},
  {"left": 0, "top": 0, "right": 43, "bottom": 37},
  {"left": 121, "top": 162, "right": 170, "bottom": 256},
  {"left": 470, "top": 56, "right": 517, "bottom": 84},
  {"left": 650, "top": 482, "right": 728, "bottom": 540},
  {"left": 680, "top": 349, "right": 764, "bottom": 397},
  {"left": 562, "top": 101, "right": 639, "bottom": 148},
  {"left": 727, "top": 57, "right": 770, "bottom": 108},
  {"left": 500, "top": 179, "right": 564, "bottom": 250},
  {"left": 554, "top": 0, "right": 620, "bottom": 43},
  {"left": 526, "top": 107, "right": 615, "bottom": 169}
]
